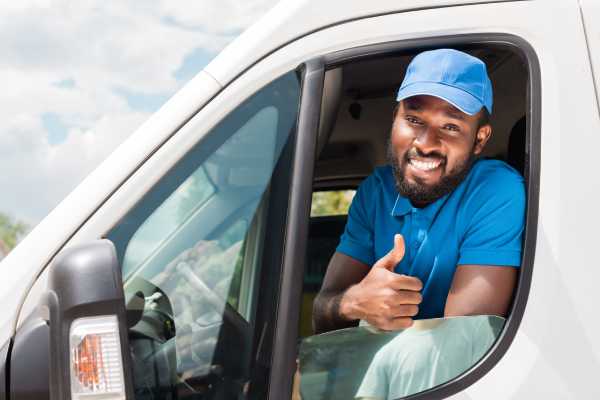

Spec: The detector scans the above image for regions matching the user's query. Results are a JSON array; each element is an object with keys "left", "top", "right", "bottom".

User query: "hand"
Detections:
[{"left": 339, "top": 234, "right": 423, "bottom": 331}]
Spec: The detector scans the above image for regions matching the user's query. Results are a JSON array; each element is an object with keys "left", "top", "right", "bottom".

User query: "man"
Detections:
[{"left": 312, "top": 48, "right": 525, "bottom": 333}]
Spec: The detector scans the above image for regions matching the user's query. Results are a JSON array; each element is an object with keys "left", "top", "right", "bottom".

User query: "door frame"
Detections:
[
  {"left": 269, "top": 33, "right": 541, "bottom": 400},
  {"left": 269, "top": 59, "right": 325, "bottom": 398}
]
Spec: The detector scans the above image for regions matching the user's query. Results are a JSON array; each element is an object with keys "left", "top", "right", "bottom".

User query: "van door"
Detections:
[{"left": 101, "top": 65, "right": 320, "bottom": 399}]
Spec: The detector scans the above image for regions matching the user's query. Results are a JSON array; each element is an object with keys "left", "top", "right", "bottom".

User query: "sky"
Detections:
[{"left": 0, "top": 0, "right": 278, "bottom": 234}]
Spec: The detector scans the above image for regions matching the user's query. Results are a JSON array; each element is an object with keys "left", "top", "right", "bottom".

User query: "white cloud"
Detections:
[
  {"left": 0, "top": 2, "right": 232, "bottom": 93},
  {"left": 0, "top": 0, "right": 277, "bottom": 228},
  {"left": 0, "top": 110, "right": 148, "bottom": 224},
  {"left": 159, "top": 0, "right": 278, "bottom": 34}
]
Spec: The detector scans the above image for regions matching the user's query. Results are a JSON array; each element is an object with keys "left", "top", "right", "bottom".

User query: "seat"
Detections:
[
  {"left": 507, "top": 116, "right": 526, "bottom": 175},
  {"left": 299, "top": 214, "right": 348, "bottom": 337}
]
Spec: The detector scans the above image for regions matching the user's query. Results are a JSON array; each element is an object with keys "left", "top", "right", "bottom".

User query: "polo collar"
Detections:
[
  {"left": 390, "top": 192, "right": 449, "bottom": 221},
  {"left": 390, "top": 195, "right": 412, "bottom": 217}
]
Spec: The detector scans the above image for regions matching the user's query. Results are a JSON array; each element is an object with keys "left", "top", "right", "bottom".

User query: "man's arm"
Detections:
[
  {"left": 312, "top": 252, "right": 370, "bottom": 334},
  {"left": 444, "top": 265, "right": 517, "bottom": 317},
  {"left": 447, "top": 164, "right": 525, "bottom": 317},
  {"left": 313, "top": 235, "right": 422, "bottom": 334}
]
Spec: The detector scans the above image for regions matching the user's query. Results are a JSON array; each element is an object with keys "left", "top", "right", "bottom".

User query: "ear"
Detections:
[
  {"left": 473, "top": 124, "right": 492, "bottom": 155},
  {"left": 392, "top": 103, "right": 401, "bottom": 120}
]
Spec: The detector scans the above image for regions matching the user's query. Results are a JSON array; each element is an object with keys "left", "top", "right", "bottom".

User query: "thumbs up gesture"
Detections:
[{"left": 339, "top": 234, "right": 423, "bottom": 331}]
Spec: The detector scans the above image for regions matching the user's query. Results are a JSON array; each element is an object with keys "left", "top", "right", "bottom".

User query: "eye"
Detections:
[
  {"left": 406, "top": 116, "right": 423, "bottom": 125},
  {"left": 443, "top": 124, "right": 460, "bottom": 132}
]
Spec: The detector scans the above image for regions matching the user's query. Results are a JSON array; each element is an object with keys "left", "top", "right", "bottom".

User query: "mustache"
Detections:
[{"left": 405, "top": 148, "right": 446, "bottom": 163}]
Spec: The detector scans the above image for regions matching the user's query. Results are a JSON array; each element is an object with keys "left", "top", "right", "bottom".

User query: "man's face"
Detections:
[{"left": 388, "top": 95, "right": 491, "bottom": 206}]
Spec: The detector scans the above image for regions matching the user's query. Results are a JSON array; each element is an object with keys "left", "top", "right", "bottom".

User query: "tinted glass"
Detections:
[
  {"left": 298, "top": 316, "right": 503, "bottom": 399},
  {"left": 122, "top": 166, "right": 216, "bottom": 273},
  {"left": 107, "top": 71, "right": 301, "bottom": 399}
]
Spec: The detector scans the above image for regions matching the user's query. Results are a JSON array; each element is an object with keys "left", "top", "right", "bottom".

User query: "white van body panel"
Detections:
[
  {"left": 205, "top": 0, "right": 522, "bottom": 86},
  {"left": 5, "top": 0, "right": 600, "bottom": 398},
  {"left": 579, "top": 0, "right": 600, "bottom": 106}
]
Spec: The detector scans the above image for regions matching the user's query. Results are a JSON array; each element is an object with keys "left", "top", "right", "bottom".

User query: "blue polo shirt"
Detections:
[{"left": 336, "top": 159, "right": 525, "bottom": 319}]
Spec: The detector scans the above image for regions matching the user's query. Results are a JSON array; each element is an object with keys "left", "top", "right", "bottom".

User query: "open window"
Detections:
[{"left": 296, "top": 36, "right": 539, "bottom": 400}]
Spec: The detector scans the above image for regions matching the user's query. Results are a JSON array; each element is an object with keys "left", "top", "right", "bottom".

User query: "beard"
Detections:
[{"left": 386, "top": 139, "right": 476, "bottom": 207}]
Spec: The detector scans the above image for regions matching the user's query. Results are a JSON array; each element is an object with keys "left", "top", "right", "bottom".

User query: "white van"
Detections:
[{"left": 2, "top": 0, "right": 600, "bottom": 399}]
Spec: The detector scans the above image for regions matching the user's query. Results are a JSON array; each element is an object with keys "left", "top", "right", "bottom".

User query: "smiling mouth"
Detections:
[{"left": 408, "top": 158, "right": 443, "bottom": 172}]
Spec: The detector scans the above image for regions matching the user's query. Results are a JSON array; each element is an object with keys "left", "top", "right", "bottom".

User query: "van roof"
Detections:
[{"left": 205, "top": 0, "right": 532, "bottom": 85}]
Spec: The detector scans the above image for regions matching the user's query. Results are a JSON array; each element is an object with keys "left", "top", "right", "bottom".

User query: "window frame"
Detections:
[
  {"left": 270, "top": 33, "right": 540, "bottom": 400},
  {"left": 267, "top": 59, "right": 324, "bottom": 397}
]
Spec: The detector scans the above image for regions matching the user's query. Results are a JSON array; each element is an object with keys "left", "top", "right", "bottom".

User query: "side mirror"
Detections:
[
  {"left": 8, "top": 239, "right": 132, "bottom": 400},
  {"left": 46, "top": 239, "right": 134, "bottom": 400}
]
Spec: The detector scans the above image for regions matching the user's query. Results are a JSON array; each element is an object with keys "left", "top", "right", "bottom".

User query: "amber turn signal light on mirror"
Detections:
[{"left": 70, "top": 316, "right": 126, "bottom": 400}]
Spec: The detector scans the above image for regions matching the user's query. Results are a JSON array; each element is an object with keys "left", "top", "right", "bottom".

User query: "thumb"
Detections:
[{"left": 373, "top": 234, "right": 405, "bottom": 271}]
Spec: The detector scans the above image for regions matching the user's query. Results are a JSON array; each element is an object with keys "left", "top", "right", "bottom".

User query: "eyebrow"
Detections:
[
  {"left": 443, "top": 108, "right": 466, "bottom": 121},
  {"left": 403, "top": 99, "right": 422, "bottom": 111}
]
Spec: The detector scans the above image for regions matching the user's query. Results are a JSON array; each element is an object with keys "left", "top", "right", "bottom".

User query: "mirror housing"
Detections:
[{"left": 45, "top": 239, "right": 134, "bottom": 400}]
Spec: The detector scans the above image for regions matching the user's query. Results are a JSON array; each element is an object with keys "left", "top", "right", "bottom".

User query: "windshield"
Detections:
[
  {"left": 298, "top": 315, "right": 504, "bottom": 400},
  {"left": 0, "top": 0, "right": 278, "bottom": 258}
]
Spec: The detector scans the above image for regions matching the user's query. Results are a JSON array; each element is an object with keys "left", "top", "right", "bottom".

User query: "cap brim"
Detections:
[{"left": 396, "top": 82, "right": 484, "bottom": 116}]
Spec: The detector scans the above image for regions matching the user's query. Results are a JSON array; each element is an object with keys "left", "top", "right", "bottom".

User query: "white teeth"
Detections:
[{"left": 409, "top": 159, "right": 441, "bottom": 171}]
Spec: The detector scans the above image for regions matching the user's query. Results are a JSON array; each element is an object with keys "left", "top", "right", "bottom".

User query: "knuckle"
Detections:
[
  {"left": 413, "top": 278, "right": 423, "bottom": 290},
  {"left": 383, "top": 307, "right": 396, "bottom": 319},
  {"left": 398, "top": 274, "right": 422, "bottom": 289},
  {"left": 398, "top": 290, "right": 415, "bottom": 302},
  {"left": 414, "top": 292, "right": 423, "bottom": 303},
  {"left": 399, "top": 275, "right": 422, "bottom": 291},
  {"left": 380, "top": 302, "right": 391, "bottom": 314},
  {"left": 397, "top": 304, "right": 418, "bottom": 317},
  {"left": 376, "top": 318, "right": 389, "bottom": 330},
  {"left": 374, "top": 269, "right": 387, "bottom": 279},
  {"left": 399, "top": 318, "right": 414, "bottom": 329},
  {"left": 409, "top": 305, "right": 419, "bottom": 316}
]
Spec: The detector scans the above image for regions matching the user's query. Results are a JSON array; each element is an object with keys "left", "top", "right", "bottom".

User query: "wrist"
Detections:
[{"left": 339, "top": 285, "right": 361, "bottom": 321}]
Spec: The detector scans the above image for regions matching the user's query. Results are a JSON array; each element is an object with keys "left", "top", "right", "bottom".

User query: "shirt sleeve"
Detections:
[
  {"left": 458, "top": 167, "right": 526, "bottom": 267},
  {"left": 336, "top": 173, "right": 377, "bottom": 266}
]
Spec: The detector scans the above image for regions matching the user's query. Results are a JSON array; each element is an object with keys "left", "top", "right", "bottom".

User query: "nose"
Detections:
[{"left": 413, "top": 126, "right": 441, "bottom": 155}]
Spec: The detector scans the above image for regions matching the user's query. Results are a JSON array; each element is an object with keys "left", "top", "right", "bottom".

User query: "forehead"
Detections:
[{"left": 401, "top": 95, "right": 468, "bottom": 120}]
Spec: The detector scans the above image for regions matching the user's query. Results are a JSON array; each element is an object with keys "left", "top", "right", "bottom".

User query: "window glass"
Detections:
[
  {"left": 310, "top": 190, "right": 356, "bottom": 217},
  {"left": 122, "top": 165, "right": 216, "bottom": 273},
  {"left": 221, "top": 218, "right": 249, "bottom": 311},
  {"left": 298, "top": 316, "right": 503, "bottom": 400},
  {"left": 107, "top": 71, "right": 301, "bottom": 399}
]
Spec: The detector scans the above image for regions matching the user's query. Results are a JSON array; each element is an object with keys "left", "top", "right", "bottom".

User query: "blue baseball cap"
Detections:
[{"left": 396, "top": 49, "right": 493, "bottom": 115}]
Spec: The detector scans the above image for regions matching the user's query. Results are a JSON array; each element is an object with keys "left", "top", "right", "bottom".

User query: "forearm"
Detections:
[{"left": 312, "top": 289, "right": 359, "bottom": 334}]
